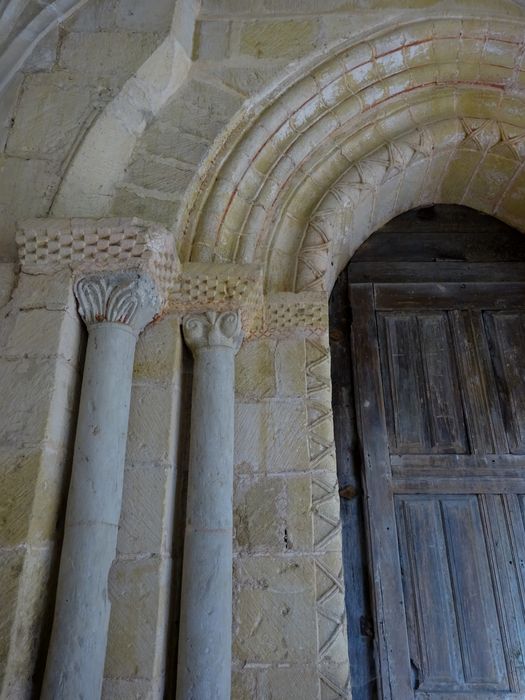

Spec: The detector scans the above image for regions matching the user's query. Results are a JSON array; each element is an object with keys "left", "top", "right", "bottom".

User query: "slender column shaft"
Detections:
[
  {"left": 42, "top": 271, "right": 160, "bottom": 700},
  {"left": 177, "top": 311, "right": 242, "bottom": 700},
  {"left": 42, "top": 323, "right": 136, "bottom": 699}
]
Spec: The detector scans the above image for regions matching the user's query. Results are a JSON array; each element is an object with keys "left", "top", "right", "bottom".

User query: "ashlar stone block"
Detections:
[
  {"left": 266, "top": 399, "right": 309, "bottom": 473},
  {"left": 0, "top": 549, "right": 24, "bottom": 683},
  {"left": 234, "top": 474, "right": 312, "bottom": 553},
  {"left": 0, "top": 357, "right": 77, "bottom": 449},
  {"left": 6, "top": 73, "right": 98, "bottom": 161},
  {"left": 117, "top": 463, "right": 174, "bottom": 556},
  {"left": 239, "top": 19, "right": 318, "bottom": 59},
  {"left": 235, "top": 338, "right": 276, "bottom": 400},
  {"left": 0, "top": 448, "right": 66, "bottom": 547},
  {"left": 105, "top": 556, "right": 162, "bottom": 679},
  {"left": 234, "top": 399, "right": 310, "bottom": 474},
  {"left": 266, "top": 665, "right": 320, "bottom": 699},
  {"left": 14, "top": 268, "right": 76, "bottom": 312},
  {"left": 126, "top": 381, "right": 178, "bottom": 464},
  {"left": 59, "top": 31, "right": 161, "bottom": 88},
  {"left": 233, "top": 556, "right": 317, "bottom": 665},
  {"left": 4, "top": 308, "right": 81, "bottom": 364},
  {"left": 234, "top": 402, "right": 267, "bottom": 473},
  {"left": 133, "top": 315, "right": 182, "bottom": 383},
  {"left": 275, "top": 337, "right": 306, "bottom": 398}
]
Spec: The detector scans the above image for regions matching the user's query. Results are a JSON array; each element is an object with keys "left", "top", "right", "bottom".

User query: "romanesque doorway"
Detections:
[{"left": 330, "top": 205, "right": 525, "bottom": 700}]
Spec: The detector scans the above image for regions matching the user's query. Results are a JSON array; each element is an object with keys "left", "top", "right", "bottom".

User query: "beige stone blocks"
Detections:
[
  {"left": 59, "top": 31, "right": 161, "bottom": 88},
  {"left": 0, "top": 550, "right": 23, "bottom": 681},
  {"left": 0, "top": 448, "right": 67, "bottom": 547},
  {"left": 0, "top": 269, "right": 84, "bottom": 696},
  {"left": 6, "top": 73, "right": 99, "bottom": 162},
  {"left": 233, "top": 556, "right": 318, "bottom": 664},
  {"left": 235, "top": 399, "right": 310, "bottom": 474},
  {"left": 236, "top": 339, "right": 276, "bottom": 399},
  {"left": 234, "top": 474, "right": 312, "bottom": 553},
  {"left": 104, "top": 313, "right": 184, "bottom": 693},
  {"left": 239, "top": 19, "right": 318, "bottom": 59},
  {"left": 106, "top": 555, "right": 165, "bottom": 678},
  {"left": 232, "top": 329, "right": 348, "bottom": 696}
]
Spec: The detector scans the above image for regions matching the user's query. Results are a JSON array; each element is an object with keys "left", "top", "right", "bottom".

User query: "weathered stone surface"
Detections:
[
  {"left": 236, "top": 338, "right": 276, "bottom": 400},
  {"left": 234, "top": 476, "right": 283, "bottom": 551},
  {"left": 202, "top": 61, "right": 289, "bottom": 97},
  {"left": 0, "top": 549, "right": 24, "bottom": 683},
  {"left": 233, "top": 556, "right": 317, "bottom": 664},
  {"left": 14, "top": 268, "right": 75, "bottom": 312},
  {"left": 0, "top": 357, "right": 77, "bottom": 449},
  {"left": 266, "top": 399, "right": 310, "bottom": 472},
  {"left": 69, "top": 0, "right": 175, "bottom": 32},
  {"left": 266, "top": 665, "right": 320, "bottom": 699},
  {"left": 0, "top": 74, "right": 22, "bottom": 152},
  {"left": 23, "top": 27, "right": 59, "bottom": 73},
  {"left": 127, "top": 381, "right": 179, "bottom": 464},
  {"left": 141, "top": 125, "right": 210, "bottom": 164},
  {"left": 234, "top": 398, "right": 310, "bottom": 474},
  {"left": 232, "top": 668, "right": 259, "bottom": 700},
  {"left": 4, "top": 308, "right": 81, "bottom": 363},
  {"left": 0, "top": 156, "right": 60, "bottom": 258},
  {"left": 0, "top": 263, "right": 16, "bottom": 308},
  {"left": 1, "top": 546, "right": 55, "bottom": 699},
  {"left": 127, "top": 154, "right": 196, "bottom": 195},
  {"left": 6, "top": 73, "right": 99, "bottom": 160},
  {"left": 117, "top": 463, "right": 174, "bottom": 556},
  {"left": 101, "top": 678, "right": 154, "bottom": 700},
  {"left": 234, "top": 401, "right": 267, "bottom": 473},
  {"left": 133, "top": 314, "right": 182, "bottom": 382},
  {"left": 234, "top": 474, "right": 312, "bottom": 553},
  {"left": 275, "top": 337, "right": 306, "bottom": 397},
  {"left": 59, "top": 31, "right": 162, "bottom": 88},
  {"left": 194, "top": 20, "right": 231, "bottom": 60},
  {"left": 111, "top": 186, "right": 181, "bottom": 226},
  {"left": 105, "top": 555, "right": 162, "bottom": 678},
  {"left": 0, "top": 448, "right": 64, "bottom": 546},
  {"left": 147, "top": 78, "right": 242, "bottom": 142},
  {"left": 239, "top": 19, "right": 319, "bottom": 59}
]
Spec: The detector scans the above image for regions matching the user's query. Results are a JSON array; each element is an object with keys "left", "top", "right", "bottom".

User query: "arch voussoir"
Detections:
[{"left": 181, "top": 15, "right": 525, "bottom": 294}]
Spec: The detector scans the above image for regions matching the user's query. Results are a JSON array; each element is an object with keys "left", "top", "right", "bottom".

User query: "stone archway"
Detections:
[
  {"left": 173, "top": 14, "right": 525, "bottom": 699},
  {"left": 180, "top": 16, "right": 525, "bottom": 291}
]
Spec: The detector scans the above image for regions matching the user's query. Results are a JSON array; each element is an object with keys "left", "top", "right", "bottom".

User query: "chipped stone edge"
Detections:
[{"left": 16, "top": 217, "right": 180, "bottom": 309}]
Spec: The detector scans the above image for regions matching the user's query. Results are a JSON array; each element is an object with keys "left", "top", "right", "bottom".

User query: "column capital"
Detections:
[
  {"left": 182, "top": 310, "right": 243, "bottom": 354},
  {"left": 74, "top": 270, "right": 161, "bottom": 335}
]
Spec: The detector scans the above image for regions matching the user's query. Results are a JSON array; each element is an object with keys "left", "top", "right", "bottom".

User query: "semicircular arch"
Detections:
[{"left": 181, "top": 15, "right": 525, "bottom": 292}]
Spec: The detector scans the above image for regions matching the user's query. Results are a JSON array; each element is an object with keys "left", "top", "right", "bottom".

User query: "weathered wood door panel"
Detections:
[{"left": 350, "top": 280, "right": 525, "bottom": 699}]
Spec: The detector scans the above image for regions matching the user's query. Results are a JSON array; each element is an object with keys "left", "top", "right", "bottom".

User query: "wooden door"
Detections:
[{"left": 350, "top": 278, "right": 525, "bottom": 700}]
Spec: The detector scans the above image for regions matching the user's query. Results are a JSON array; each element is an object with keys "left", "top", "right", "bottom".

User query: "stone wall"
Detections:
[
  {"left": 0, "top": 0, "right": 176, "bottom": 259},
  {"left": 0, "top": 267, "right": 82, "bottom": 697},
  {"left": 233, "top": 326, "right": 349, "bottom": 698},
  {"left": 103, "top": 313, "right": 187, "bottom": 698},
  {"left": 2, "top": 1, "right": 525, "bottom": 698}
]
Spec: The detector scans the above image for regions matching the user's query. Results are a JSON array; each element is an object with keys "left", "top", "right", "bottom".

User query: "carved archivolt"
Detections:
[
  {"left": 179, "top": 16, "right": 525, "bottom": 293},
  {"left": 297, "top": 117, "right": 525, "bottom": 293}
]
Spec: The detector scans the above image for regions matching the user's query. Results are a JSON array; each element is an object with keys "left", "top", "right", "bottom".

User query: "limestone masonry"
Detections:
[{"left": 1, "top": 0, "right": 525, "bottom": 698}]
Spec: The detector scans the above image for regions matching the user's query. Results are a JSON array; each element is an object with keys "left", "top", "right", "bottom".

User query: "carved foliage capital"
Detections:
[
  {"left": 182, "top": 311, "right": 243, "bottom": 354},
  {"left": 75, "top": 270, "right": 161, "bottom": 335}
]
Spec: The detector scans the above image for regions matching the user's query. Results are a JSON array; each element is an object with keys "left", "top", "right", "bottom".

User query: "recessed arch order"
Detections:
[{"left": 179, "top": 15, "right": 525, "bottom": 294}]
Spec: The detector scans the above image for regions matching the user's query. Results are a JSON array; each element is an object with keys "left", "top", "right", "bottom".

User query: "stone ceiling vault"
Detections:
[{"left": 178, "top": 16, "right": 525, "bottom": 293}]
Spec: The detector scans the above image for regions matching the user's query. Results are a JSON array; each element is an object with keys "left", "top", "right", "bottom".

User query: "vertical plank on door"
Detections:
[{"left": 350, "top": 283, "right": 413, "bottom": 700}]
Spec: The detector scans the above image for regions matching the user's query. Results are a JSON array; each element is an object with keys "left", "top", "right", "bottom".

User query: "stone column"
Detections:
[
  {"left": 177, "top": 310, "right": 243, "bottom": 700},
  {"left": 42, "top": 270, "right": 161, "bottom": 700}
]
